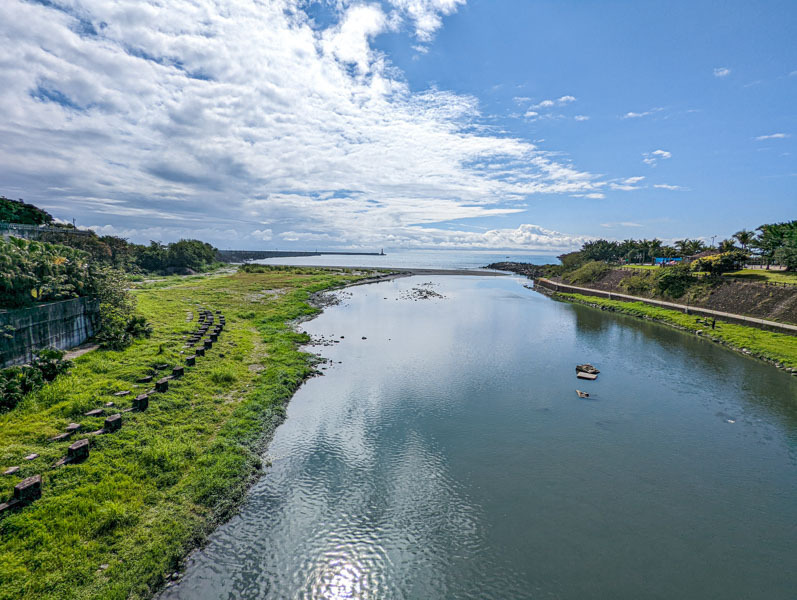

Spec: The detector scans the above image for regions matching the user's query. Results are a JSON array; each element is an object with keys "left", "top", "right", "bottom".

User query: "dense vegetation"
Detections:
[
  {"left": 553, "top": 220, "right": 797, "bottom": 273},
  {"left": 0, "top": 196, "right": 54, "bottom": 225},
  {"left": 0, "top": 350, "right": 72, "bottom": 411},
  {"left": 0, "top": 268, "right": 363, "bottom": 600},
  {"left": 1, "top": 196, "right": 219, "bottom": 275}
]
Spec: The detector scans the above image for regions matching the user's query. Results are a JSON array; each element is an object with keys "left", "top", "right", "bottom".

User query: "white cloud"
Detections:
[
  {"left": 643, "top": 150, "right": 672, "bottom": 166},
  {"left": 653, "top": 183, "right": 687, "bottom": 191},
  {"left": 388, "top": 0, "right": 466, "bottom": 42},
  {"left": 574, "top": 115, "right": 589, "bottom": 121},
  {"left": 524, "top": 110, "right": 539, "bottom": 118},
  {"left": 601, "top": 222, "right": 642, "bottom": 228},
  {"left": 623, "top": 107, "right": 664, "bottom": 119},
  {"left": 0, "top": 0, "right": 612, "bottom": 250},
  {"left": 755, "top": 133, "right": 790, "bottom": 141},
  {"left": 713, "top": 67, "right": 731, "bottom": 77},
  {"left": 529, "top": 96, "right": 576, "bottom": 110}
]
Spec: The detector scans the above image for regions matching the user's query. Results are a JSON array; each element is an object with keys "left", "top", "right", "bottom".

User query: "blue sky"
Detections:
[{"left": 0, "top": 0, "right": 794, "bottom": 251}]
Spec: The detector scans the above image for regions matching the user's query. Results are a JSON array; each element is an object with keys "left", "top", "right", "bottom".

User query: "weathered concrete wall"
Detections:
[{"left": 0, "top": 298, "right": 100, "bottom": 367}]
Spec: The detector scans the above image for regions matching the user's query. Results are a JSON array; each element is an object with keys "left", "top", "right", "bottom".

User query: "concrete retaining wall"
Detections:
[
  {"left": 535, "top": 278, "right": 797, "bottom": 336},
  {"left": 0, "top": 298, "right": 101, "bottom": 367}
]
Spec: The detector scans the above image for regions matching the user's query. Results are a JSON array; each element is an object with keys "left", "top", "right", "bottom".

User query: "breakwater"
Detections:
[{"left": 217, "top": 249, "right": 384, "bottom": 263}]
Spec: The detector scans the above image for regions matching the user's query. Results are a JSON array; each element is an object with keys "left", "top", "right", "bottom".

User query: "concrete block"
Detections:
[
  {"left": 104, "top": 414, "right": 122, "bottom": 433},
  {"left": 172, "top": 366, "right": 184, "bottom": 379},
  {"left": 156, "top": 378, "right": 169, "bottom": 393},
  {"left": 133, "top": 394, "right": 149, "bottom": 411},
  {"left": 195, "top": 348, "right": 205, "bottom": 357},
  {"left": 68, "top": 438, "right": 90, "bottom": 461},
  {"left": 185, "top": 355, "right": 196, "bottom": 366},
  {"left": 85, "top": 408, "right": 104, "bottom": 417},
  {"left": 14, "top": 475, "right": 42, "bottom": 501},
  {"left": 137, "top": 375, "right": 153, "bottom": 384},
  {"left": 204, "top": 340, "right": 213, "bottom": 350},
  {"left": 3, "top": 466, "right": 20, "bottom": 476}
]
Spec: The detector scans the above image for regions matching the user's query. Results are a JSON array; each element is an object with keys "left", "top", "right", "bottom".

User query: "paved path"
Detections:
[{"left": 537, "top": 278, "right": 797, "bottom": 335}]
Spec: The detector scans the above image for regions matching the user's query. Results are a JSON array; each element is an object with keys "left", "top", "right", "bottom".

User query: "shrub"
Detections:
[
  {"left": 656, "top": 264, "right": 695, "bottom": 298},
  {"left": 691, "top": 250, "right": 748, "bottom": 275},
  {"left": 621, "top": 273, "right": 654, "bottom": 296},
  {"left": 31, "top": 348, "right": 73, "bottom": 382},
  {"left": 563, "top": 261, "right": 610, "bottom": 285},
  {"left": 0, "top": 348, "right": 71, "bottom": 411}
]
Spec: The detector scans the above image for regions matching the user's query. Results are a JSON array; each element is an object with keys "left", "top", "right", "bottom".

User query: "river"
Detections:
[{"left": 161, "top": 275, "right": 797, "bottom": 599}]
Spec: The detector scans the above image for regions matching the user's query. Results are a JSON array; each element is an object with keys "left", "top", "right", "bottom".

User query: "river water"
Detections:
[{"left": 162, "top": 275, "right": 797, "bottom": 599}]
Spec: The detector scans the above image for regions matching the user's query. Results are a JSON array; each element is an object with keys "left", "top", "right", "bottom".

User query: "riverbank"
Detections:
[
  {"left": 541, "top": 288, "right": 797, "bottom": 373},
  {"left": 0, "top": 268, "right": 367, "bottom": 600}
]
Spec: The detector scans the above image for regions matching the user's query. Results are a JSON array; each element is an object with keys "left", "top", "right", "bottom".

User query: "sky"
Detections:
[{"left": 0, "top": 0, "right": 794, "bottom": 252}]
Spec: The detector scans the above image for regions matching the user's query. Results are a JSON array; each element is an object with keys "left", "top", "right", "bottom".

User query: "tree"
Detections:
[
  {"left": 718, "top": 238, "right": 737, "bottom": 252},
  {"left": 733, "top": 229, "right": 754, "bottom": 251},
  {"left": 774, "top": 229, "right": 797, "bottom": 271},
  {"left": 0, "top": 196, "right": 54, "bottom": 225}
]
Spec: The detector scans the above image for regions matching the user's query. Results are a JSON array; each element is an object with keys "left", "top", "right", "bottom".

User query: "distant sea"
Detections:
[{"left": 255, "top": 249, "right": 558, "bottom": 270}]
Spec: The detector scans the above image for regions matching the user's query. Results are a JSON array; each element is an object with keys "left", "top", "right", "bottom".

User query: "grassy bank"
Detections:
[
  {"left": 556, "top": 292, "right": 797, "bottom": 370},
  {"left": 0, "top": 268, "right": 366, "bottom": 600}
]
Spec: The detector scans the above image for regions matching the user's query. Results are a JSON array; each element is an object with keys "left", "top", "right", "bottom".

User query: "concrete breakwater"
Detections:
[{"left": 0, "top": 297, "right": 100, "bottom": 367}]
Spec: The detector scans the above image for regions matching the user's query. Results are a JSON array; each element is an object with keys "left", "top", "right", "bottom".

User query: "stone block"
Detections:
[
  {"left": 50, "top": 433, "right": 72, "bottom": 442},
  {"left": 24, "top": 454, "right": 39, "bottom": 461},
  {"left": 185, "top": 355, "right": 196, "bottom": 366},
  {"left": 172, "top": 366, "right": 184, "bottom": 379},
  {"left": 113, "top": 390, "right": 131, "bottom": 397},
  {"left": 85, "top": 408, "right": 104, "bottom": 417},
  {"left": 195, "top": 348, "right": 205, "bottom": 357},
  {"left": 14, "top": 475, "right": 42, "bottom": 502},
  {"left": 68, "top": 438, "right": 90, "bottom": 461},
  {"left": 155, "top": 363, "right": 169, "bottom": 370},
  {"left": 209, "top": 334, "right": 218, "bottom": 342},
  {"left": 66, "top": 423, "right": 81, "bottom": 432},
  {"left": 156, "top": 378, "right": 169, "bottom": 393},
  {"left": 104, "top": 414, "right": 122, "bottom": 433},
  {"left": 3, "top": 466, "right": 20, "bottom": 476},
  {"left": 204, "top": 340, "right": 213, "bottom": 350},
  {"left": 137, "top": 375, "right": 153, "bottom": 384},
  {"left": 133, "top": 394, "right": 149, "bottom": 411}
]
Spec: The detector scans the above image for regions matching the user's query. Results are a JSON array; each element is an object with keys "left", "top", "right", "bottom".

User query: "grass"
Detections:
[
  {"left": 0, "top": 268, "right": 366, "bottom": 600},
  {"left": 723, "top": 268, "right": 797, "bottom": 286},
  {"left": 557, "top": 293, "right": 797, "bottom": 369}
]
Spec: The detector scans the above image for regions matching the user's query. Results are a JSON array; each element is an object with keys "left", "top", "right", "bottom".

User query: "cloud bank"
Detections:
[{"left": 0, "top": 0, "right": 608, "bottom": 250}]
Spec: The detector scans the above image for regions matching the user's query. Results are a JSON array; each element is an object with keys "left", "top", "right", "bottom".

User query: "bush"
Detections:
[
  {"left": 563, "top": 261, "right": 610, "bottom": 285},
  {"left": 31, "top": 348, "right": 73, "bottom": 382},
  {"left": 0, "top": 348, "right": 71, "bottom": 411},
  {"left": 621, "top": 273, "right": 654, "bottom": 296},
  {"left": 656, "top": 264, "right": 695, "bottom": 298},
  {"left": 691, "top": 250, "right": 748, "bottom": 275}
]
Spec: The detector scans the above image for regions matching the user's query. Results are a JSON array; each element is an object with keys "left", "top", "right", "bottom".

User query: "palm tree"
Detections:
[
  {"left": 733, "top": 229, "right": 754, "bottom": 251},
  {"left": 718, "top": 238, "right": 737, "bottom": 252}
]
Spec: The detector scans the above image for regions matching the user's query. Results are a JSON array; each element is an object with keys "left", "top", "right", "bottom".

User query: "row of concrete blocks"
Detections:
[{"left": 0, "top": 307, "right": 227, "bottom": 513}]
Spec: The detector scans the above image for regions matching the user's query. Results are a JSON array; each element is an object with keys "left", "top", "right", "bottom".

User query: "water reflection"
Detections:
[{"left": 163, "top": 276, "right": 797, "bottom": 600}]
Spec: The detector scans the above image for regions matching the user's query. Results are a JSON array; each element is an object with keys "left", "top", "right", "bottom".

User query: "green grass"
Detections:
[
  {"left": 558, "top": 293, "right": 797, "bottom": 369},
  {"left": 619, "top": 264, "right": 659, "bottom": 271},
  {"left": 723, "top": 268, "right": 797, "bottom": 286},
  {"left": 0, "top": 268, "right": 365, "bottom": 600}
]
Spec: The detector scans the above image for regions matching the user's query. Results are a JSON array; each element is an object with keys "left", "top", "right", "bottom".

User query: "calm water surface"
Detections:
[{"left": 163, "top": 276, "right": 797, "bottom": 599}]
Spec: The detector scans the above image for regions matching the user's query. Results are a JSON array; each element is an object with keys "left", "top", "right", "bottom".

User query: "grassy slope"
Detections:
[
  {"left": 558, "top": 292, "right": 797, "bottom": 369},
  {"left": 0, "top": 268, "right": 363, "bottom": 600},
  {"left": 724, "top": 268, "right": 797, "bottom": 286}
]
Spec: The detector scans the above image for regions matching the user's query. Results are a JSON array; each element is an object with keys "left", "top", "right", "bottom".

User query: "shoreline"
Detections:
[{"left": 537, "top": 285, "right": 797, "bottom": 375}]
